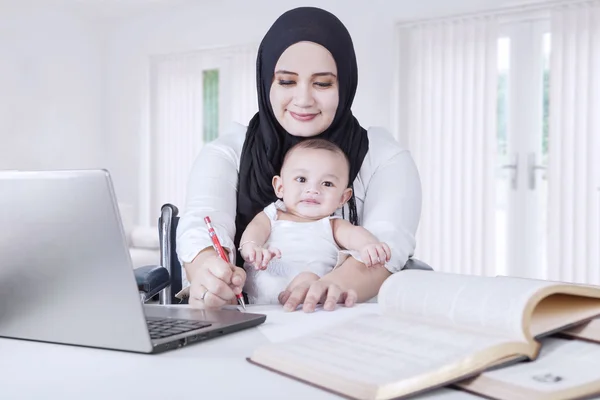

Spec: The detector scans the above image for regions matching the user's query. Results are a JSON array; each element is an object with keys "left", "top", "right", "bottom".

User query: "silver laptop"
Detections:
[{"left": 0, "top": 169, "right": 265, "bottom": 354}]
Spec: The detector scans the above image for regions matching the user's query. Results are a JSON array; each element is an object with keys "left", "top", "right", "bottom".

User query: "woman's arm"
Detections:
[
  {"left": 176, "top": 128, "right": 246, "bottom": 307},
  {"left": 321, "top": 257, "right": 391, "bottom": 302},
  {"left": 176, "top": 135, "right": 240, "bottom": 266}
]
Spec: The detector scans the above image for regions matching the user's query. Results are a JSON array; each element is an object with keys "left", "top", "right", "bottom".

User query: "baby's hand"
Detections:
[
  {"left": 241, "top": 243, "right": 281, "bottom": 270},
  {"left": 360, "top": 242, "right": 391, "bottom": 267}
]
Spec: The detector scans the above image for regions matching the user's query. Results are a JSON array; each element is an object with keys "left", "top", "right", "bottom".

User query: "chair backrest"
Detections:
[{"left": 158, "top": 204, "right": 183, "bottom": 304}]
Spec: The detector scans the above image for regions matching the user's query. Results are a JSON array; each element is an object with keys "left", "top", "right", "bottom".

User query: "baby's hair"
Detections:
[{"left": 283, "top": 138, "right": 351, "bottom": 184}]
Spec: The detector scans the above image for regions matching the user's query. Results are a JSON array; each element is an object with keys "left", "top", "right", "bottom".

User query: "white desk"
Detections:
[
  {"left": 0, "top": 307, "right": 337, "bottom": 399},
  {"left": 0, "top": 304, "right": 478, "bottom": 400}
]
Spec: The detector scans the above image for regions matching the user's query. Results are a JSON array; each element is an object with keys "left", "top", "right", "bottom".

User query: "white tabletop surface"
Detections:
[{"left": 0, "top": 304, "right": 479, "bottom": 400}]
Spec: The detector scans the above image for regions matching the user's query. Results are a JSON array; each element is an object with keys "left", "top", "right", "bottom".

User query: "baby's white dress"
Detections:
[{"left": 244, "top": 200, "right": 345, "bottom": 304}]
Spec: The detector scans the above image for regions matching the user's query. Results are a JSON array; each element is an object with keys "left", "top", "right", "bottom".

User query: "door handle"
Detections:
[
  {"left": 528, "top": 152, "right": 546, "bottom": 190},
  {"left": 500, "top": 153, "right": 519, "bottom": 190}
]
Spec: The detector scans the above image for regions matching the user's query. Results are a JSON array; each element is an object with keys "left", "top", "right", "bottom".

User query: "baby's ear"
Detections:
[
  {"left": 339, "top": 187, "right": 353, "bottom": 207},
  {"left": 272, "top": 175, "right": 284, "bottom": 199}
]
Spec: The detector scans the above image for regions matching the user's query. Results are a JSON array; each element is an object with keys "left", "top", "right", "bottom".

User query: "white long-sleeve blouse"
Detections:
[{"left": 176, "top": 122, "right": 422, "bottom": 287}]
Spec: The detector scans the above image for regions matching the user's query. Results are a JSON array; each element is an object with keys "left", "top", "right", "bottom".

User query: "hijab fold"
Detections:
[{"left": 234, "top": 7, "right": 369, "bottom": 266}]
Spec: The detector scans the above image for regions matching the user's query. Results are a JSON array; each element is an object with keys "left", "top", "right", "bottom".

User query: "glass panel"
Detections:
[
  {"left": 496, "top": 37, "right": 510, "bottom": 276},
  {"left": 203, "top": 69, "right": 219, "bottom": 143},
  {"left": 542, "top": 33, "right": 551, "bottom": 165},
  {"left": 538, "top": 32, "right": 551, "bottom": 273},
  {"left": 497, "top": 37, "right": 510, "bottom": 163}
]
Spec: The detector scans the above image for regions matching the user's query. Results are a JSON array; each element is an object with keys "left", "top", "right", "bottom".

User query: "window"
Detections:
[
  {"left": 146, "top": 45, "right": 257, "bottom": 224},
  {"left": 203, "top": 69, "right": 219, "bottom": 143}
]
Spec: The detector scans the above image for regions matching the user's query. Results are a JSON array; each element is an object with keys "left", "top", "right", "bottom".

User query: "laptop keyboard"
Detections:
[{"left": 146, "top": 318, "right": 212, "bottom": 340}]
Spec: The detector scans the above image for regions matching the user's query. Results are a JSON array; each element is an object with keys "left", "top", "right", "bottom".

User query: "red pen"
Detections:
[{"left": 204, "top": 216, "right": 246, "bottom": 310}]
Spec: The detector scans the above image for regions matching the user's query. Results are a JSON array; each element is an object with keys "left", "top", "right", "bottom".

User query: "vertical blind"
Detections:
[
  {"left": 398, "top": 18, "right": 499, "bottom": 276},
  {"left": 547, "top": 1, "right": 600, "bottom": 284}
]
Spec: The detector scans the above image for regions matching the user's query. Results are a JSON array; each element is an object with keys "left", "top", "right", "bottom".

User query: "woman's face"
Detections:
[{"left": 269, "top": 41, "right": 339, "bottom": 137}]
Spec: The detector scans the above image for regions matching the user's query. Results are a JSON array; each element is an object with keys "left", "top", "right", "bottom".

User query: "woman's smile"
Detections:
[{"left": 289, "top": 111, "right": 319, "bottom": 121}]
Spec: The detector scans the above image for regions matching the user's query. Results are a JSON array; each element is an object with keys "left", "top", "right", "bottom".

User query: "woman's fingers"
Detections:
[
  {"left": 231, "top": 266, "right": 246, "bottom": 288},
  {"left": 319, "top": 284, "right": 342, "bottom": 311},
  {"left": 203, "top": 272, "right": 237, "bottom": 300},
  {"left": 282, "top": 280, "right": 358, "bottom": 313},
  {"left": 341, "top": 288, "right": 358, "bottom": 307},
  {"left": 301, "top": 281, "right": 328, "bottom": 312},
  {"left": 207, "top": 258, "right": 233, "bottom": 282},
  {"left": 283, "top": 284, "right": 310, "bottom": 312},
  {"left": 196, "top": 257, "right": 246, "bottom": 305},
  {"left": 189, "top": 278, "right": 228, "bottom": 308},
  {"left": 278, "top": 290, "right": 291, "bottom": 305}
]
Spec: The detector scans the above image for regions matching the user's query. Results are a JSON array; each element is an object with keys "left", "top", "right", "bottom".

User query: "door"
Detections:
[{"left": 496, "top": 19, "right": 550, "bottom": 279}]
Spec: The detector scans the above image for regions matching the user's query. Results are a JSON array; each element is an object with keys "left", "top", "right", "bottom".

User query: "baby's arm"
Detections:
[
  {"left": 331, "top": 219, "right": 391, "bottom": 267},
  {"left": 239, "top": 211, "right": 281, "bottom": 270}
]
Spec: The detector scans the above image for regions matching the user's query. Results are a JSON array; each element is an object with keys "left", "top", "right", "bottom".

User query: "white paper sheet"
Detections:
[
  {"left": 482, "top": 337, "right": 600, "bottom": 393},
  {"left": 239, "top": 303, "right": 380, "bottom": 343}
]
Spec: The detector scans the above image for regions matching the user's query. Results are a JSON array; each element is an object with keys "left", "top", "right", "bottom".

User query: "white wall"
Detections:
[
  {"left": 105, "top": 0, "right": 516, "bottom": 223},
  {"left": 0, "top": 5, "right": 107, "bottom": 173}
]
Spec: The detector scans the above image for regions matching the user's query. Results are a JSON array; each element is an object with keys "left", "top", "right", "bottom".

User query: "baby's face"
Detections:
[{"left": 273, "top": 147, "right": 352, "bottom": 220}]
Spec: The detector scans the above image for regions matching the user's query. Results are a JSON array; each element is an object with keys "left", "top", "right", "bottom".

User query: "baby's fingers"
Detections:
[
  {"left": 381, "top": 243, "right": 392, "bottom": 262},
  {"left": 245, "top": 248, "right": 256, "bottom": 263},
  {"left": 366, "top": 247, "right": 380, "bottom": 267},
  {"left": 270, "top": 247, "right": 282, "bottom": 259},
  {"left": 253, "top": 250, "right": 264, "bottom": 270},
  {"left": 259, "top": 248, "right": 273, "bottom": 270},
  {"left": 373, "top": 246, "right": 388, "bottom": 266},
  {"left": 360, "top": 249, "right": 372, "bottom": 267}
]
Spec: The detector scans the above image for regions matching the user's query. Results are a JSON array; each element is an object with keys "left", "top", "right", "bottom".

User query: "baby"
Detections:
[{"left": 240, "top": 138, "right": 391, "bottom": 304}]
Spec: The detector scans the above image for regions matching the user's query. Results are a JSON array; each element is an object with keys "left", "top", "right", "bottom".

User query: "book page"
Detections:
[
  {"left": 378, "top": 271, "right": 560, "bottom": 340},
  {"left": 413, "top": 388, "right": 485, "bottom": 399},
  {"left": 561, "top": 317, "right": 600, "bottom": 343},
  {"left": 459, "top": 338, "right": 600, "bottom": 399},
  {"left": 252, "top": 314, "right": 520, "bottom": 387}
]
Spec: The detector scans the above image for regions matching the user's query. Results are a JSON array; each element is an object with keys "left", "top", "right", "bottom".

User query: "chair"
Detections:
[
  {"left": 135, "top": 203, "right": 182, "bottom": 304},
  {"left": 135, "top": 203, "right": 434, "bottom": 305}
]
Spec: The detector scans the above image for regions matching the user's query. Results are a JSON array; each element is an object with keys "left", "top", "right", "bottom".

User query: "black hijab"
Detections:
[{"left": 234, "top": 7, "right": 369, "bottom": 266}]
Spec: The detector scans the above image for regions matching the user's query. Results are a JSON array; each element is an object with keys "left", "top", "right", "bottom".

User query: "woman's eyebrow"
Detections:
[
  {"left": 275, "top": 70, "right": 337, "bottom": 78},
  {"left": 275, "top": 70, "right": 298, "bottom": 75},
  {"left": 312, "top": 72, "right": 337, "bottom": 78}
]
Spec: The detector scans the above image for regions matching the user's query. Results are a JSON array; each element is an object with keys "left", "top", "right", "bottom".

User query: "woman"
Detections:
[{"left": 176, "top": 6, "right": 422, "bottom": 312}]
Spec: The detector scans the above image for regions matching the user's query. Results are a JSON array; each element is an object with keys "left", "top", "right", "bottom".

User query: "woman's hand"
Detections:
[
  {"left": 278, "top": 271, "right": 357, "bottom": 313},
  {"left": 185, "top": 248, "right": 246, "bottom": 309}
]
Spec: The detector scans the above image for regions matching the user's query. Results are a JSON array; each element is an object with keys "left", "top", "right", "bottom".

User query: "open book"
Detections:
[
  {"left": 560, "top": 317, "right": 600, "bottom": 343},
  {"left": 247, "top": 270, "right": 600, "bottom": 400},
  {"left": 457, "top": 337, "right": 600, "bottom": 400}
]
